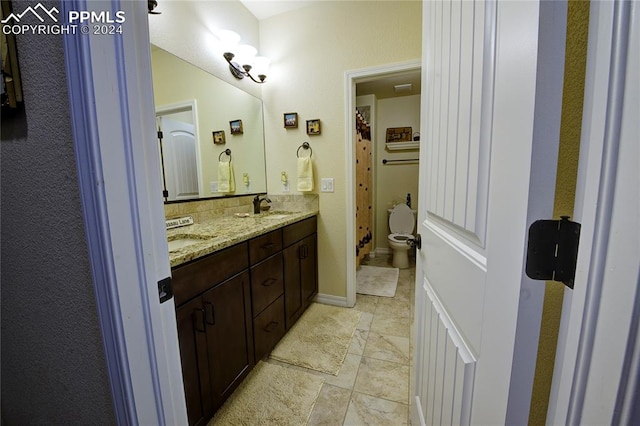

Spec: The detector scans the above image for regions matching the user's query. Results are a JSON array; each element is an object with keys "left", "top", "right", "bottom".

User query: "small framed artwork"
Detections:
[
  {"left": 284, "top": 112, "right": 298, "bottom": 128},
  {"left": 212, "top": 130, "right": 226, "bottom": 145},
  {"left": 306, "top": 119, "right": 321, "bottom": 135},
  {"left": 230, "top": 119, "right": 243, "bottom": 135}
]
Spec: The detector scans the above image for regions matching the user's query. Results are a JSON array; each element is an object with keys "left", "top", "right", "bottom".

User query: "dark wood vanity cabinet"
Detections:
[
  {"left": 173, "top": 244, "right": 254, "bottom": 426},
  {"left": 283, "top": 216, "right": 318, "bottom": 329},
  {"left": 172, "top": 215, "right": 317, "bottom": 424}
]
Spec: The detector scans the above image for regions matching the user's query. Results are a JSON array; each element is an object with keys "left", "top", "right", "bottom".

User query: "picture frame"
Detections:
[
  {"left": 230, "top": 119, "right": 243, "bottom": 135},
  {"left": 284, "top": 112, "right": 298, "bottom": 128},
  {"left": 306, "top": 119, "right": 321, "bottom": 135},
  {"left": 212, "top": 130, "right": 226, "bottom": 145},
  {"left": 385, "top": 127, "right": 412, "bottom": 143}
]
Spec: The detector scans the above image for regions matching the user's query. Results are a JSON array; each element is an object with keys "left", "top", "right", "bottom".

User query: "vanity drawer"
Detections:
[
  {"left": 253, "top": 295, "right": 285, "bottom": 361},
  {"left": 250, "top": 253, "right": 284, "bottom": 316},
  {"left": 249, "top": 229, "right": 282, "bottom": 265},
  {"left": 283, "top": 216, "right": 317, "bottom": 247},
  {"left": 172, "top": 242, "right": 249, "bottom": 306}
]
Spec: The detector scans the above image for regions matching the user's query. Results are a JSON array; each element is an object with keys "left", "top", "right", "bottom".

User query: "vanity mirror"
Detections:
[{"left": 150, "top": 45, "right": 267, "bottom": 202}]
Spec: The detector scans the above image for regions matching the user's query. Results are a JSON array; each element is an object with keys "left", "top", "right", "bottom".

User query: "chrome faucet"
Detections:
[{"left": 253, "top": 195, "right": 271, "bottom": 214}]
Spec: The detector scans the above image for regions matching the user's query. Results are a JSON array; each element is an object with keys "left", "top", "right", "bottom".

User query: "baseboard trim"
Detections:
[{"left": 314, "top": 293, "right": 350, "bottom": 307}]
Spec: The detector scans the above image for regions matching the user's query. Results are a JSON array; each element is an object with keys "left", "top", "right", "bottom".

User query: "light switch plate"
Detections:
[{"left": 321, "top": 178, "right": 334, "bottom": 192}]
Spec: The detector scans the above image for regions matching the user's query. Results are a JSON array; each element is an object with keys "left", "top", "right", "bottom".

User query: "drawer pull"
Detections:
[
  {"left": 261, "top": 278, "right": 277, "bottom": 287},
  {"left": 261, "top": 242, "right": 276, "bottom": 250},
  {"left": 194, "top": 309, "right": 206, "bottom": 333},
  {"left": 204, "top": 302, "right": 215, "bottom": 325},
  {"left": 264, "top": 321, "right": 279, "bottom": 333}
]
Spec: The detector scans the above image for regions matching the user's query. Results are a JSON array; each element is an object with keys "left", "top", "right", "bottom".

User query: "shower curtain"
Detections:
[{"left": 355, "top": 108, "right": 373, "bottom": 268}]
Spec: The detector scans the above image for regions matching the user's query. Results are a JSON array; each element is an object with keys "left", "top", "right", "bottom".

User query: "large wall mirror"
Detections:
[{"left": 150, "top": 45, "right": 267, "bottom": 202}]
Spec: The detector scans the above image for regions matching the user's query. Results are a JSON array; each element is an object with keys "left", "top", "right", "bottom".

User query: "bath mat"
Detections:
[
  {"left": 270, "top": 303, "right": 362, "bottom": 375},
  {"left": 356, "top": 265, "right": 399, "bottom": 297},
  {"left": 209, "top": 361, "right": 324, "bottom": 426}
]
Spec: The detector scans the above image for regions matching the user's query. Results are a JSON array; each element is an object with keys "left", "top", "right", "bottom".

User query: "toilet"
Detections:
[{"left": 387, "top": 204, "right": 416, "bottom": 269}]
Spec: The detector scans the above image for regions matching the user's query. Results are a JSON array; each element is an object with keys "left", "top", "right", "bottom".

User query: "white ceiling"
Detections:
[{"left": 240, "top": 0, "right": 319, "bottom": 20}]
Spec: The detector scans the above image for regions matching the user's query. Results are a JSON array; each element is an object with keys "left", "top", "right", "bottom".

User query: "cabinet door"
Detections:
[
  {"left": 301, "top": 234, "right": 318, "bottom": 306},
  {"left": 283, "top": 243, "right": 303, "bottom": 329},
  {"left": 201, "top": 271, "right": 254, "bottom": 409},
  {"left": 176, "top": 297, "right": 212, "bottom": 426}
]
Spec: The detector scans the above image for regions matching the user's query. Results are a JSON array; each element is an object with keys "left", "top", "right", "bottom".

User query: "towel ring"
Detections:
[
  {"left": 218, "top": 148, "right": 232, "bottom": 162},
  {"left": 297, "top": 142, "right": 312, "bottom": 158}
]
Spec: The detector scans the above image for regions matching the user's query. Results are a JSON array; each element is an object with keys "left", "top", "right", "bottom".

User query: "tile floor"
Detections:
[{"left": 268, "top": 253, "right": 416, "bottom": 425}]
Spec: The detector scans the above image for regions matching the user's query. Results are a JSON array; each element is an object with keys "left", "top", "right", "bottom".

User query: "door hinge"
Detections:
[
  {"left": 157, "top": 130, "right": 163, "bottom": 140},
  {"left": 525, "top": 216, "right": 581, "bottom": 289},
  {"left": 158, "top": 276, "right": 173, "bottom": 303}
]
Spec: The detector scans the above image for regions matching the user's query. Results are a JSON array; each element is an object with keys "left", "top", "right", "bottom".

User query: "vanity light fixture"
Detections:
[{"left": 218, "top": 30, "right": 270, "bottom": 83}]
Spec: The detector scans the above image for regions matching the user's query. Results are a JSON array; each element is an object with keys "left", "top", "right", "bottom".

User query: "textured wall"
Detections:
[
  {"left": 260, "top": 1, "right": 423, "bottom": 297},
  {"left": 0, "top": 1, "right": 115, "bottom": 423},
  {"left": 529, "top": 1, "right": 590, "bottom": 424}
]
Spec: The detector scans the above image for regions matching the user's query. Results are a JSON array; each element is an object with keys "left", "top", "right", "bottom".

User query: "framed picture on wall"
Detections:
[
  {"left": 230, "top": 119, "right": 243, "bottom": 134},
  {"left": 284, "top": 112, "right": 298, "bottom": 128},
  {"left": 306, "top": 119, "right": 321, "bottom": 135},
  {"left": 212, "top": 130, "right": 225, "bottom": 145}
]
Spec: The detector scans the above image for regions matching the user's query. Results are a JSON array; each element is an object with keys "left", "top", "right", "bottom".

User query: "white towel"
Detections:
[
  {"left": 297, "top": 156, "right": 314, "bottom": 192},
  {"left": 218, "top": 161, "right": 235, "bottom": 193}
]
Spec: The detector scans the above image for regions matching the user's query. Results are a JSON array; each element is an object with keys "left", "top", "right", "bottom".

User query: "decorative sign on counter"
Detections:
[{"left": 166, "top": 216, "right": 194, "bottom": 229}]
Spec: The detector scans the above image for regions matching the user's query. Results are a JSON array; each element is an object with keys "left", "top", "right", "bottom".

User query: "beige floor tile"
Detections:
[
  {"left": 307, "top": 384, "right": 352, "bottom": 425},
  {"left": 363, "top": 332, "right": 410, "bottom": 365},
  {"left": 349, "top": 329, "right": 369, "bottom": 356},
  {"left": 371, "top": 310, "right": 411, "bottom": 338},
  {"left": 343, "top": 391, "right": 409, "bottom": 425},
  {"left": 323, "top": 353, "right": 362, "bottom": 390},
  {"left": 354, "top": 293, "right": 379, "bottom": 313},
  {"left": 354, "top": 357, "right": 410, "bottom": 404},
  {"left": 356, "top": 311, "right": 374, "bottom": 331}
]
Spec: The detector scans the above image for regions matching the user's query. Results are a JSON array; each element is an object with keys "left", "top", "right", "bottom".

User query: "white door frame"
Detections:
[
  {"left": 344, "top": 60, "right": 421, "bottom": 308},
  {"left": 548, "top": 0, "right": 639, "bottom": 423},
  {"left": 62, "top": 1, "right": 186, "bottom": 424}
]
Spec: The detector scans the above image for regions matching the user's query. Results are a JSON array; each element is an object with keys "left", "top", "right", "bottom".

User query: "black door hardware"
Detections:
[{"left": 525, "top": 216, "right": 581, "bottom": 289}]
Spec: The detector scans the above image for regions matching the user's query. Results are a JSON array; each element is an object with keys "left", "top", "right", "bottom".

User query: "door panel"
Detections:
[{"left": 413, "top": 0, "right": 564, "bottom": 424}]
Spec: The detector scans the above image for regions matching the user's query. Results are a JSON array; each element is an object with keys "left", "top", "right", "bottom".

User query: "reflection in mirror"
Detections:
[{"left": 150, "top": 45, "right": 267, "bottom": 202}]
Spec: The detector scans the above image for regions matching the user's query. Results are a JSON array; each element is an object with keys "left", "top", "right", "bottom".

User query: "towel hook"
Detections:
[
  {"left": 297, "top": 142, "right": 312, "bottom": 158},
  {"left": 218, "top": 148, "right": 232, "bottom": 162}
]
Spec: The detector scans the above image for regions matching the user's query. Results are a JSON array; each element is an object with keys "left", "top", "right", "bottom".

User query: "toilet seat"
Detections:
[{"left": 388, "top": 204, "right": 415, "bottom": 242}]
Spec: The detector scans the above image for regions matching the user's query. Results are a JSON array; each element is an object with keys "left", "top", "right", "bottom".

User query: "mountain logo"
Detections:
[{"left": 1, "top": 3, "right": 59, "bottom": 24}]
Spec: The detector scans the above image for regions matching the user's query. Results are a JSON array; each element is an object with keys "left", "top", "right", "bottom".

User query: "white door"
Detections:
[
  {"left": 411, "top": 1, "right": 567, "bottom": 424},
  {"left": 157, "top": 116, "right": 199, "bottom": 200}
]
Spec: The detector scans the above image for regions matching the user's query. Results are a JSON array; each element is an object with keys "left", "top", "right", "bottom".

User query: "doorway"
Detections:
[{"left": 345, "top": 61, "right": 421, "bottom": 307}]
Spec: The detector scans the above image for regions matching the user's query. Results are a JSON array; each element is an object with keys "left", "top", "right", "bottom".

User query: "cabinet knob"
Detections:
[{"left": 264, "top": 321, "right": 279, "bottom": 333}]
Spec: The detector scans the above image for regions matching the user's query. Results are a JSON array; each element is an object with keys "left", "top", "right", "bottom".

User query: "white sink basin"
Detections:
[
  {"left": 167, "top": 238, "right": 205, "bottom": 252},
  {"left": 263, "top": 214, "right": 290, "bottom": 220}
]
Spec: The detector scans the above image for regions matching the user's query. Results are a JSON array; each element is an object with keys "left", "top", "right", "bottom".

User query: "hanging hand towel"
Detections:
[
  {"left": 297, "top": 156, "right": 314, "bottom": 192},
  {"left": 218, "top": 161, "right": 235, "bottom": 193}
]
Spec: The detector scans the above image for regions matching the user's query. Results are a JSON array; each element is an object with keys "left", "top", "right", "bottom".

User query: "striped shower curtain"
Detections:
[{"left": 355, "top": 108, "right": 372, "bottom": 268}]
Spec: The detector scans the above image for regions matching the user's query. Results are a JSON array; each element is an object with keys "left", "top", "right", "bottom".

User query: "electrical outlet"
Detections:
[
  {"left": 321, "top": 178, "right": 334, "bottom": 193},
  {"left": 282, "top": 181, "right": 290, "bottom": 192},
  {"left": 210, "top": 181, "right": 218, "bottom": 193}
]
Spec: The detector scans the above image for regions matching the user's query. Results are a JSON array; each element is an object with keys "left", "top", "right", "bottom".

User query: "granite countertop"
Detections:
[{"left": 166, "top": 210, "right": 318, "bottom": 268}]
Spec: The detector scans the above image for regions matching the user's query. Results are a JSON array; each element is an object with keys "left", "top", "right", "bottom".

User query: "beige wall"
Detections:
[
  {"left": 261, "top": 1, "right": 422, "bottom": 297},
  {"left": 373, "top": 95, "right": 421, "bottom": 252}
]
